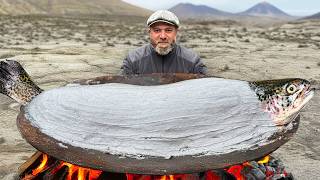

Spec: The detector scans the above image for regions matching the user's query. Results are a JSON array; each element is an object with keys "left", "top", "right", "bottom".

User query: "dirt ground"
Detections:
[{"left": 0, "top": 15, "right": 319, "bottom": 179}]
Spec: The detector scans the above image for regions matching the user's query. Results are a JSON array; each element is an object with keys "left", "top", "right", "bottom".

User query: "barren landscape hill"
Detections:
[
  {"left": 303, "top": 12, "right": 320, "bottom": 20},
  {"left": 238, "top": 1, "right": 292, "bottom": 18},
  {"left": 169, "top": 3, "right": 234, "bottom": 19},
  {"left": 0, "top": 0, "right": 152, "bottom": 16},
  {"left": 0, "top": 0, "right": 43, "bottom": 14},
  {"left": 168, "top": 1, "right": 297, "bottom": 24}
]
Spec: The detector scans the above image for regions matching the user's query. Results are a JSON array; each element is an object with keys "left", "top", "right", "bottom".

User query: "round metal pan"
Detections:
[{"left": 16, "top": 74, "right": 300, "bottom": 175}]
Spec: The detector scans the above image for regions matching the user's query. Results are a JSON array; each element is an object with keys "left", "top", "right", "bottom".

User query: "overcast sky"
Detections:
[{"left": 123, "top": 0, "right": 319, "bottom": 16}]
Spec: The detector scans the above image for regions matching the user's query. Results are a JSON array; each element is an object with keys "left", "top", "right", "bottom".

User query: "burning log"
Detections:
[{"left": 16, "top": 74, "right": 304, "bottom": 175}]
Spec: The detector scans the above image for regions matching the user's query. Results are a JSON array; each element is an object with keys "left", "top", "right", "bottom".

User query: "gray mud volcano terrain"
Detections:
[{"left": 0, "top": 15, "right": 319, "bottom": 179}]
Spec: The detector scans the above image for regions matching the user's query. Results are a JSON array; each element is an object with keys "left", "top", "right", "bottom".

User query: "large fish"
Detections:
[{"left": 0, "top": 59, "right": 315, "bottom": 174}]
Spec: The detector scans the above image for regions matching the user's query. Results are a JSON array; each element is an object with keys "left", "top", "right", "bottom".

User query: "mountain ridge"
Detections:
[
  {"left": 168, "top": 3, "right": 234, "bottom": 19},
  {"left": 168, "top": 2, "right": 296, "bottom": 21},
  {"left": 239, "top": 1, "right": 292, "bottom": 17},
  {"left": 302, "top": 12, "right": 320, "bottom": 20},
  {"left": 0, "top": 0, "right": 152, "bottom": 16}
]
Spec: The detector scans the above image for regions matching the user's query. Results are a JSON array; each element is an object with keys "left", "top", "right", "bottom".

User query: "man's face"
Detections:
[{"left": 149, "top": 22, "right": 178, "bottom": 55}]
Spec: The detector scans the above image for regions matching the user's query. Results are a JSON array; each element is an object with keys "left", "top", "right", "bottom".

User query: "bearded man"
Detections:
[{"left": 121, "top": 10, "right": 207, "bottom": 75}]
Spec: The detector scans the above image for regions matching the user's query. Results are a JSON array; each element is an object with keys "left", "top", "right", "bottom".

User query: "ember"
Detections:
[{"left": 20, "top": 152, "right": 293, "bottom": 180}]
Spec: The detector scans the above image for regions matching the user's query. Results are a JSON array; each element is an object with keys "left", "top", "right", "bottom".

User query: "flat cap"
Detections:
[{"left": 147, "top": 10, "right": 180, "bottom": 28}]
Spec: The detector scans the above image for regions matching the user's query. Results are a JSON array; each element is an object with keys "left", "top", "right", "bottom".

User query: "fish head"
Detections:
[{"left": 250, "top": 78, "right": 314, "bottom": 126}]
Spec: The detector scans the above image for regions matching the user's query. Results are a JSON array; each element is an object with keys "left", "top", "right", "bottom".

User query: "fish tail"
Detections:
[{"left": 0, "top": 60, "right": 43, "bottom": 104}]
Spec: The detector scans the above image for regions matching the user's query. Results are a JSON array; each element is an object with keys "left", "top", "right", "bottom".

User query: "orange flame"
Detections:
[
  {"left": 88, "top": 169, "right": 102, "bottom": 180},
  {"left": 258, "top": 155, "right": 270, "bottom": 164},
  {"left": 63, "top": 162, "right": 79, "bottom": 180},
  {"left": 27, "top": 153, "right": 271, "bottom": 180},
  {"left": 159, "top": 175, "right": 175, "bottom": 180},
  {"left": 36, "top": 159, "right": 102, "bottom": 180},
  {"left": 227, "top": 165, "right": 245, "bottom": 180},
  {"left": 78, "top": 167, "right": 86, "bottom": 180},
  {"left": 126, "top": 173, "right": 196, "bottom": 180},
  {"left": 31, "top": 154, "right": 48, "bottom": 176},
  {"left": 160, "top": 176, "right": 167, "bottom": 180}
]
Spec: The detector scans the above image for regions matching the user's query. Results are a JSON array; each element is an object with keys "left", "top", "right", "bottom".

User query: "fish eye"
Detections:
[{"left": 286, "top": 84, "right": 297, "bottom": 94}]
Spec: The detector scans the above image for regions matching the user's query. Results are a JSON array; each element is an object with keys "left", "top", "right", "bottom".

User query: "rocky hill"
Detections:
[
  {"left": 169, "top": 3, "right": 234, "bottom": 19},
  {"left": 239, "top": 1, "right": 292, "bottom": 18},
  {"left": 168, "top": 2, "right": 296, "bottom": 22},
  {"left": 302, "top": 12, "right": 320, "bottom": 20},
  {"left": 0, "top": 0, "right": 152, "bottom": 16}
]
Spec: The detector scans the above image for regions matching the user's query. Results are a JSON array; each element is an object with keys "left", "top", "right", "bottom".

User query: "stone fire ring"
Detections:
[{"left": 16, "top": 74, "right": 300, "bottom": 175}]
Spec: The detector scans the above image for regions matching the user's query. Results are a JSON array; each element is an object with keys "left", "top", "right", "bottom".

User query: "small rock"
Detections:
[{"left": 0, "top": 137, "right": 5, "bottom": 144}]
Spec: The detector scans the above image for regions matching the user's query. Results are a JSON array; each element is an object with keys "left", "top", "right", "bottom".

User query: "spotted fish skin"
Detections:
[
  {"left": 0, "top": 60, "right": 42, "bottom": 105},
  {"left": 250, "top": 78, "right": 314, "bottom": 125}
]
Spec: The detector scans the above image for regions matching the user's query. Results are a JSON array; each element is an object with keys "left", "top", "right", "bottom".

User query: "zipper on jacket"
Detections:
[{"left": 162, "top": 56, "right": 164, "bottom": 73}]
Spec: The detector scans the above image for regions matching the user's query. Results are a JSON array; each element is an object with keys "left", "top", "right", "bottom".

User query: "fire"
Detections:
[
  {"left": 225, "top": 155, "right": 271, "bottom": 180},
  {"left": 24, "top": 153, "right": 272, "bottom": 180},
  {"left": 258, "top": 155, "right": 270, "bottom": 164},
  {"left": 24, "top": 153, "right": 102, "bottom": 180},
  {"left": 78, "top": 167, "right": 85, "bottom": 180},
  {"left": 31, "top": 153, "right": 48, "bottom": 176},
  {"left": 160, "top": 175, "right": 174, "bottom": 180},
  {"left": 51, "top": 161, "right": 102, "bottom": 180},
  {"left": 61, "top": 162, "right": 79, "bottom": 180},
  {"left": 88, "top": 169, "right": 102, "bottom": 179},
  {"left": 126, "top": 174, "right": 193, "bottom": 180},
  {"left": 227, "top": 165, "right": 245, "bottom": 180}
]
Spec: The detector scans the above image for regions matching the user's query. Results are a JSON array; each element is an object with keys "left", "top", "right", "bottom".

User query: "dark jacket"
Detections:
[{"left": 120, "top": 44, "right": 207, "bottom": 75}]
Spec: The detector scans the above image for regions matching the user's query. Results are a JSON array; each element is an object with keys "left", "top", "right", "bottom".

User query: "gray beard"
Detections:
[{"left": 155, "top": 43, "right": 174, "bottom": 55}]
